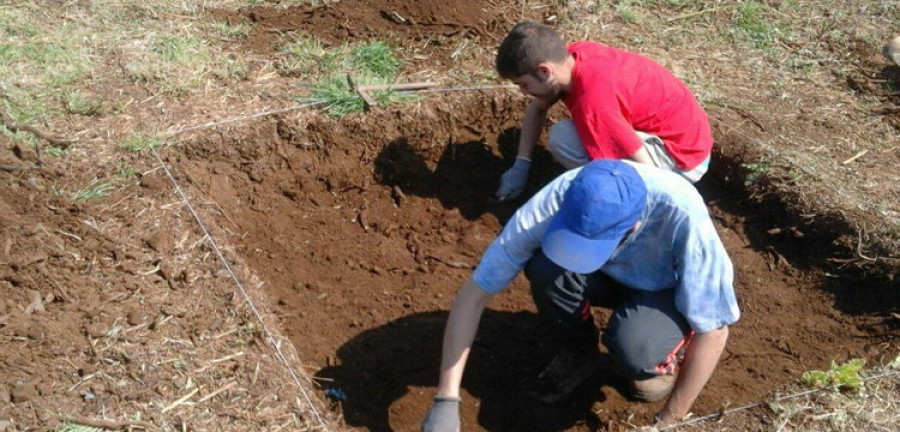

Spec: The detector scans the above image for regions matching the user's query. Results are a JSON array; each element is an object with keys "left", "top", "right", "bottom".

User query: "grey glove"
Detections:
[
  {"left": 421, "top": 396, "right": 461, "bottom": 432},
  {"left": 495, "top": 157, "right": 531, "bottom": 202}
]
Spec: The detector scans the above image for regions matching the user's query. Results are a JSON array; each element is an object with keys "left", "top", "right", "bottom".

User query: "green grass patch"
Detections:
[
  {"left": 70, "top": 179, "right": 114, "bottom": 202},
  {"left": 731, "top": 0, "right": 780, "bottom": 48},
  {"left": 801, "top": 359, "right": 866, "bottom": 391},
  {"left": 45, "top": 147, "right": 66, "bottom": 158},
  {"left": 64, "top": 90, "right": 103, "bottom": 116},
  {"left": 305, "top": 74, "right": 416, "bottom": 116},
  {"left": 349, "top": 41, "right": 401, "bottom": 78},
  {"left": 615, "top": 0, "right": 646, "bottom": 24},
  {"left": 209, "top": 20, "right": 253, "bottom": 40},
  {"left": 56, "top": 423, "right": 108, "bottom": 432},
  {"left": 115, "top": 161, "right": 139, "bottom": 179},
  {"left": 284, "top": 37, "right": 411, "bottom": 115},
  {"left": 278, "top": 35, "right": 348, "bottom": 76},
  {"left": 120, "top": 133, "right": 166, "bottom": 152}
]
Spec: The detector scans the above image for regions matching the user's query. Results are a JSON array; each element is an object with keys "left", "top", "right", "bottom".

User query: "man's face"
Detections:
[{"left": 512, "top": 72, "right": 562, "bottom": 102}]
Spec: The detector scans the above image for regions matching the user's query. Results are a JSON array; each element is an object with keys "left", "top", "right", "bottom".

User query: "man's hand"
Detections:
[
  {"left": 421, "top": 396, "right": 461, "bottom": 432},
  {"left": 495, "top": 157, "right": 531, "bottom": 202}
]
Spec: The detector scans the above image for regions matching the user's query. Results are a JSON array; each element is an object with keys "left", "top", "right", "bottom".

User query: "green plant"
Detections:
[
  {"left": 210, "top": 20, "right": 252, "bottom": 39},
  {"left": 801, "top": 359, "right": 866, "bottom": 391},
  {"left": 45, "top": 146, "right": 66, "bottom": 157},
  {"left": 154, "top": 35, "right": 201, "bottom": 63},
  {"left": 277, "top": 35, "right": 346, "bottom": 76},
  {"left": 56, "top": 422, "right": 107, "bottom": 432},
  {"left": 305, "top": 74, "right": 416, "bottom": 116},
  {"left": 741, "top": 156, "right": 773, "bottom": 186},
  {"left": 349, "top": 41, "right": 400, "bottom": 78},
  {"left": 64, "top": 90, "right": 102, "bottom": 116},
  {"left": 120, "top": 133, "right": 165, "bottom": 152},
  {"left": 115, "top": 161, "right": 139, "bottom": 179},
  {"left": 733, "top": 0, "right": 777, "bottom": 47},
  {"left": 615, "top": 0, "right": 645, "bottom": 24},
  {"left": 70, "top": 179, "right": 113, "bottom": 201}
]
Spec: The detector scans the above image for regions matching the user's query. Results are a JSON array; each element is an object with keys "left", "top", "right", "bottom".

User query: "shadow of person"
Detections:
[
  {"left": 374, "top": 128, "right": 565, "bottom": 224},
  {"left": 316, "top": 309, "right": 623, "bottom": 432}
]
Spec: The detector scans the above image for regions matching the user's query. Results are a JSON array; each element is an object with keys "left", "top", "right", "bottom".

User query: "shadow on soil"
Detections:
[
  {"left": 702, "top": 156, "right": 900, "bottom": 327},
  {"left": 373, "top": 127, "right": 566, "bottom": 223},
  {"left": 316, "top": 310, "right": 624, "bottom": 432}
]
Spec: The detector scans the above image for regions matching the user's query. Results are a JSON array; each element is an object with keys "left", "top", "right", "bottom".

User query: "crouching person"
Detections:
[{"left": 421, "top": 160, "right": 739, "bottom": 431}]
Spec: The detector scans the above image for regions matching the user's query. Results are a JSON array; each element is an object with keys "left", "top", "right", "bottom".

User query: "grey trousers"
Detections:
[{"left": 525, "top": 250, "right": 692, "bottom": 379}]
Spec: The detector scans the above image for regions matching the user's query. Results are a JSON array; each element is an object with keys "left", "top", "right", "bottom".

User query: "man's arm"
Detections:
[
  {"left": 657, "top": 325, "right": 729, "bottom": 423},
  {"left": 435, "top": 278, "right": 495, "bottom": 397},
  {"left": 495, "top": 98, "right": 554, "bottom": 201},
  {"left": 516, "top": 99, "right": 553, "bottom": 159}
]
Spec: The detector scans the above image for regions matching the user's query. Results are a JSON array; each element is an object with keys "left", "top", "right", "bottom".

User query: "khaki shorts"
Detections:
[{"left": 548, "top": 119, "right": 709, "bottom": 184}]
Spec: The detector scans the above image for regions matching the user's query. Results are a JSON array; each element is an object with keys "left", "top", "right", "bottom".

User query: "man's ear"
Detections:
[{"left": 535, "top": 63, "right": 553, "bottom": 81}]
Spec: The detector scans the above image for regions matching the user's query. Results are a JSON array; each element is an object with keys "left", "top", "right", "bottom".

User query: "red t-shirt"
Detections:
[{"left": 562, "top": 42, "right": 712, "bottom": 170}]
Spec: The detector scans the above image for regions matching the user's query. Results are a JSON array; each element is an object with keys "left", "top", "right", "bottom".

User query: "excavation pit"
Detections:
[{"left": 167, "top": 91, "right": 898, "bottom": 432}]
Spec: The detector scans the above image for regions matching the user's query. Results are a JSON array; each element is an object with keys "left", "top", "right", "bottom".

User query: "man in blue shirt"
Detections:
[{"left": 421, "top": 160, "right": 739, "bottom": 431}]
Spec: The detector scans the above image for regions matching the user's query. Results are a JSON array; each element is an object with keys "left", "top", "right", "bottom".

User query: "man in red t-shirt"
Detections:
[{"left": 494, "top": 21, "right": 713, "bottom": 201}]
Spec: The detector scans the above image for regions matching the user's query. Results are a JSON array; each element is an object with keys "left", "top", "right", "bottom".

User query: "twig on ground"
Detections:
[
  {"left": 842, "top": 150, "right": 868, "bottom": 164},
  {"left": 61, "top": 415, "right": 156, "bottom": 430},
  {"left": 424, "top": 254, "right": 472, "bottom": 269},
  {"left": 0, "top": 164, "right": 41, "bottom": 173},
  {"left": 161, "top": 387, "right": 199, "bottom": 413},
  {"left": 0, "top": 110, "right": 74, "bottom": 147},
  {"left": 196, "top": 381, "right": 238, "bottom": 404}
]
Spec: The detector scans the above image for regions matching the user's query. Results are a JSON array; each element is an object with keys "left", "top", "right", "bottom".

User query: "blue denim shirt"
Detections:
[{"left": 472, "top": 161, "right": 739, "bottom": 333}]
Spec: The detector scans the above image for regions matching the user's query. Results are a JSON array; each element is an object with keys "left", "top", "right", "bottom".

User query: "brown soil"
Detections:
[{"left": 1, "top": 1, "right": 898, "bottom": 432}]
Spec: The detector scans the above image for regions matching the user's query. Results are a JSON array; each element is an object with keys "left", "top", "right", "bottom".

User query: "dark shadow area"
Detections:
[
  {"left": 373, "top": 127, "right": 564, "bottom": 223},
  {"left": 702, "top": 155, "right": 900, "bottom": 330},
  {"left": 316, "top": 310, "right": 621, "bottom": 432}
]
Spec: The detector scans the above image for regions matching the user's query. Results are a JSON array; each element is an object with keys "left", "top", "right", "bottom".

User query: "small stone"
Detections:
[
  {"left": 144, "top": 231, "right": 172, "bottom": 254},
  {"left": 85, "top": 322, "right": 108, "bottom": 338},
  {"left": 126, "top": 309, "right": 146, "bottom": 326},
  {"left": 11, "top": 382, "right": 38, "bottom": 403},
  {"left": 78, "top": 362, "right": 97, "bottom": 377}
]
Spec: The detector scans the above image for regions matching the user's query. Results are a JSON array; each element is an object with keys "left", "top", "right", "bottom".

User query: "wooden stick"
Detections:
[{"left": 346, "top": 74, "right": 377, "bottom": 108}]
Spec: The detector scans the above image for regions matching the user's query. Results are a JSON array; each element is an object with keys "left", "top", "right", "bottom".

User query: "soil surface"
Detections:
[{"left": 1, "top": 1, "right": 898, "bottom": 432}]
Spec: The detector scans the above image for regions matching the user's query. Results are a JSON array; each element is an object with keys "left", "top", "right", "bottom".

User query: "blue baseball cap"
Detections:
[{"left": 542, "top": 160, "right": 647, "bottom": 274}]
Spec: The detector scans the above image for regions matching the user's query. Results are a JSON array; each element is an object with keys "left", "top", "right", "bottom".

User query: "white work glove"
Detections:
[
  {"left": 495, "top": 156, "right": 531, "bottom": 202},
  {"left": 420, "top": 396, "right": 461, "bottom": 432}
]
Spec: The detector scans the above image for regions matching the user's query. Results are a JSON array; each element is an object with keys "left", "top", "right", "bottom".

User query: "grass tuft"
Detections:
[
  {"left": 209, "top": 20, "right": 253, "bottom": 40},
  {"left": 120, "top": 133, "right": 166, "bottom": 152},
  {"left": 305, "top": 74, "right": 416, "bottom": 116},
  {"left": 801, "top": 359, "right": 866, "bottom": 391},
  {"left": 70, "top": 179, "right": 114, "bottom": 202},
  {"left": 64, "top": 90, "right": 103, "bottom": 116},
  {"left": 349, "top": 41, "right": 401, "bottom": 78},
  {"left": 45, "top": 146, "right": 66, "bottom": 158},
  {"left": 56, "top": 423, "right": 107, "bottom": 432},
  {"left": 277, "top": 35, "right": 347, "bottom": 77}
]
